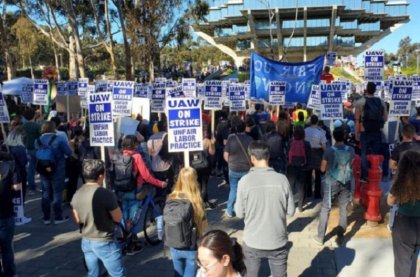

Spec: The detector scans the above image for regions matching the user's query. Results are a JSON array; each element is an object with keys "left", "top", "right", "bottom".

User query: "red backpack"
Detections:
[{"left": 288, "top": 139, "right": 307, "bottom": 167}]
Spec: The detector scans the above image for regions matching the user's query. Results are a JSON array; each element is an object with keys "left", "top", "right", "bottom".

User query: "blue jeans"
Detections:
[
  {"left": 27, "top": 149, "right": 36, "bottom": 191},
  {"left": 169, "top": 248, "right": 197, "bottom": 277},
  {"left": 360, "top": 131, "right": 382, "bottom": 179},
  {"left": 81, "top": 238, "right": 125, "bottom": 277},
  {"left": 0, "top": 217, "right": 16, "bottom": 276},
  {"left": 227, "top": 170, "right": 248, "bottom": 215},
  {"left": 41, "top": 162, "right": 66, "bottom": 220}
]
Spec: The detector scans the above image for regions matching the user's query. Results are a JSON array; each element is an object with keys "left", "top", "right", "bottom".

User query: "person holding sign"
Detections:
[
  {"left": 5, "top": 116, "right": 28, "bottom": 201},
  {"left": 0, "top": 151, "right": 21, "bottom": 277},
  {"left": 354, "top": 82, "right": 388, "bottom": 183},
  {"left": 115, "top": 135, "right": 167, "bottom": 242},
  {"left": 148, "top": 120, "right": 177, "bottom": 196}
]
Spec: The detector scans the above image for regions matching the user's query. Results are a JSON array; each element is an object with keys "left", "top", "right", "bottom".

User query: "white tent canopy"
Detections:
[{"left": 1, "top": 77, "right": 33, "bottom": 96}]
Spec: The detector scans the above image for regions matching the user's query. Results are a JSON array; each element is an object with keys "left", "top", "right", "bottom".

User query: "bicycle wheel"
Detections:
[{"left": 143, "top": 204, "right": 161, "bottom": 246}]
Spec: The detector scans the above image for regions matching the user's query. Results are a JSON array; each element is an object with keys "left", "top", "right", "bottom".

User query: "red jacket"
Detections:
[{"left": 122, "top": 149, "right": 163, "bottom": 189}]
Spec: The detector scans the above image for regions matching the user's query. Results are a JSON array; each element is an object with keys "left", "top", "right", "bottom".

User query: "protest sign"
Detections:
[
  {"left": 244, "top": 80, "right": 251, "bottom": 99},
  {"left": 319, "top": 83, "right": 344, "bottom": 120},
  {"left": 0, "top": 91, "right": 10, "bottom": 123},
  {"left": 33, "top": 79, "right": 49, "bottom": 106},
  {"left": 132, "top": 97, "right": 150, "bottom": 121},
  {"left": 389, "top": 80, "right": 413, "bottom": 116},
  {"left": 134, "top": 83, "right": 150, "bottom": 98},
  {"left": 250, "top": 52, "right": 323, "bottom": 103},
  {"left": 56, "top": 81, "right": 67, "bottom": 96},
  {"left": 78, "top": 78, "right": 89, "bottom": 94},
  {"left": 78, "top": 78, "right": 89, "bottom": 108},
  {"left": 204, "top": 80, "right": 223, "bottom": 110},
  {"left": 269, "top": 81, "right": 286, "bottom": 106},
  {"left": 13, "top": 190, "right": 31, "bottom": 226},
  {"left": 222, "top": 80, "right": 230, "bottom": 106},
  {"left": 167, "top": 86, "right": 184, "bottom": 98},
  {"left": 166, "top": 98, "right": 203, "bottom": 152},
  {"left": 151, "top": 82, "right": 166, "bottom": 112},
  {"left": 21, "top": 84, "right": 33, "bottom": 104},
  {"left": 182, "top": 78, "right": 197, "bottom": 98},
  {"left": 326, "top": 51, "right": 337, "bottom": 67},
  {"left": 155, "top": 77, "right": 167, "bottom": 83},
  {"left": 88, "top": 92, "right": 114, "bottom": 146},
  {"left": 228, "top": 84, "right": 246, "bottom": 111},
  {"left": 307, "top": 85, "right": 321, "bottom": 111},
  {"left": 119, "top": 117, "right": 140, "bottom": 136},
  {"left": 67, "top": 81, "right": 78, "bottom": 96},
  {"left": 364, "top": 50, "right": 384, "bottom": 82},
  {"left": 112, "top": 80, "right": 134, "bottom": 117},
  {"left": 412, "top": 81, "right": 420, "bottom": 104},
  {"left": 95, "top": 80, "right": 109, "bottom": 92}
]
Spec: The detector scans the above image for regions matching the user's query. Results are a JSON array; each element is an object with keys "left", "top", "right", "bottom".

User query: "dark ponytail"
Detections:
[
  {"left": 198, "top": 230, "right": 246, "bottom": 276},
  {"left": 230, "top": 238, "right": 246, "bottom": 276}
]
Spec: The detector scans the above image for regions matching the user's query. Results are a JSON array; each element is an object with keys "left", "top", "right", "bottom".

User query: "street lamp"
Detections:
[{"left": 416, "top": 49, "right": 420, "bottom": 75}]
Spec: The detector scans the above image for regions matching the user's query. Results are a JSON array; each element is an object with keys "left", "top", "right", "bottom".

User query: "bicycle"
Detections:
[{"left": 118, "top": 186, "right": 165, "bottom": 247}]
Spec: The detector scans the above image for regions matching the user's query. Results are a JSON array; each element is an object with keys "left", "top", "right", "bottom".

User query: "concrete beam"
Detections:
[
  {"left": 275, "top": 8, "right": 283, "bottom": 60},
  {"left": 190, "top": 26, "right": 246, "bottom": 66},
  {"left": 303, "top": 6, "right": 307, "bottom": 62},
  {"left": 247, "top": 9, "right": 258, "bottom": 51},
  {"left": 328, "top": 5, "right": 337, "bottom": 52}
]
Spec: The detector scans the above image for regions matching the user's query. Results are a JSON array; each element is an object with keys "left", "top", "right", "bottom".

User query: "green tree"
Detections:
[{"left": 11, "top": 16, "right": 42, "bottom": 78}]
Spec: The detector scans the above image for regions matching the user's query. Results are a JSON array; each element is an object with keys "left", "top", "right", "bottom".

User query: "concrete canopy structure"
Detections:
[{"left": 192, "top": 0, "right": 410, "bottom": 65}]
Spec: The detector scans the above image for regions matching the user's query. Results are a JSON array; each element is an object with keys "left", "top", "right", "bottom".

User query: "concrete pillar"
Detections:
[
  {"left": 303, "top": 6, "right": 307, "bottom": 62},
  {"left": 247, "top": 9, "right": 258, "bottom": 51},
  {"left": 275, "top": 8, "right": 284, "bottom": 60},
  {"left": 328, "top": 5, "right": 337, "bottom": 52}
]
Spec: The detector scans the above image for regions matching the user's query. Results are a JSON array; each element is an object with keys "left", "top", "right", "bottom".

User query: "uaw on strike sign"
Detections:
[
  {"left": 88, "top": 92, "right": 115, "bottom": 146},
  {"left": 166, "top": 98, "right": 203, "bottom": 153}
]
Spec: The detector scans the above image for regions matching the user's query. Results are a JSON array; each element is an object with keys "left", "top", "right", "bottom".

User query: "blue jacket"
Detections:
[{"left": 35, "top": 132, "right": 72, "bottom": 165}]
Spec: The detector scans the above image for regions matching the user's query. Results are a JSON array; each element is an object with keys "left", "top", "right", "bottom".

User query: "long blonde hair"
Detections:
[{"left": 169, "top": 167, "right": 206, "bottom": 236}]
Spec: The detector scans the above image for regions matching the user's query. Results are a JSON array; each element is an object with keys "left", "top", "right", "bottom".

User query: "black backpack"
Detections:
[
  {"left": 189, "top": 150, "right": 209, "bottom": 170},
  {"left": 111, "top": 154, "right": 137, "bottom": 192},
  {"left": 163, "top": 199, "right": 196, "bottom": 249},
  {"left": 79, "top": 141, "right": 99, "bottom": 161},
  {"left": 363, "top": 97, "right": 384, "bottom": 132}
]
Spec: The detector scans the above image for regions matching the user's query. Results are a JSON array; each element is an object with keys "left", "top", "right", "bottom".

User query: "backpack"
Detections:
[
  {"left": 189, "top": 150, "right": 209, "bottom": 170},
  {"left": 363, "top": 97, "right": 384, "bottom": 132},
  {"left": 79, "top": 141, "right": 98, "bottom": 161},
  {"left": 163, "top": 199, "right": 196, "bottom": 249},
  {"left": 288, "top": 139, "right": 306, "bottom": 167},
  {"left": 111, "top": 154, "right": 137, "bottom": 192},
  {"left": 330, "top": 146, "right": 352, "bottom": 185},
  {"left": 35, "top": 135, "right": 58, "bottom": 177},
  {"left": 264, "top": 132, "right": 283, "bottom": 160}
]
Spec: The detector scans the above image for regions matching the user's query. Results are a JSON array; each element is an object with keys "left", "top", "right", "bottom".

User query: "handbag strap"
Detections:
[{"left": 234, "top": 134, "right": 252, "bottom": 167}]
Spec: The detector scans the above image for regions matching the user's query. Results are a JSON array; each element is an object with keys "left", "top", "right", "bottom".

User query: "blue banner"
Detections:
[{"left": 250, "top": 52, "right": 324, "bottom": 104}]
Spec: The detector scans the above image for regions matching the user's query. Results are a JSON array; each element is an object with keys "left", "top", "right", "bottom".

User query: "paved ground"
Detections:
[{"left": 13, "top": 176, "right": 402, "bottom": 277}]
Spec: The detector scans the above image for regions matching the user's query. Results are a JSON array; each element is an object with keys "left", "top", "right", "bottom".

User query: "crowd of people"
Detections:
[{"left": 0, "top": 80, "right": 419, "bottom": 277}]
